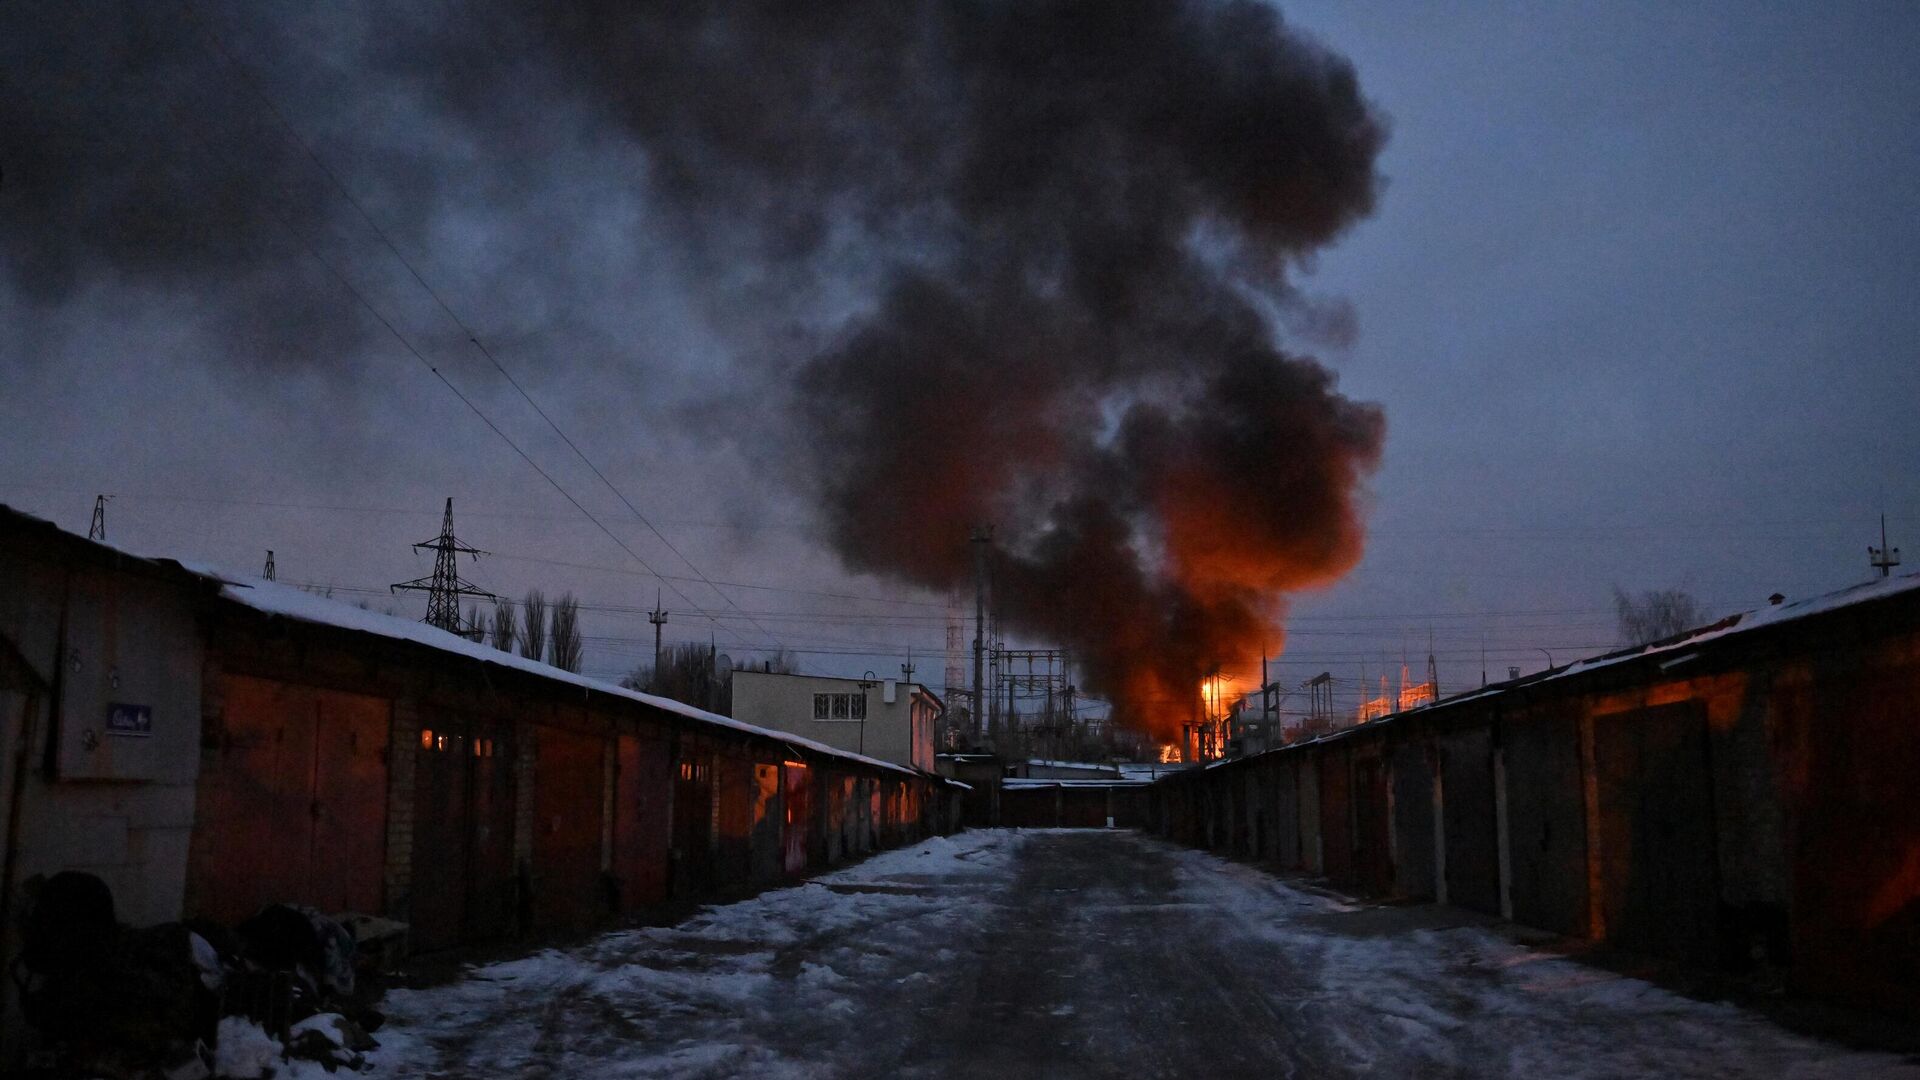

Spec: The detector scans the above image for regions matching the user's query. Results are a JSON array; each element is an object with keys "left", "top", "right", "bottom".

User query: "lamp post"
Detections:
[
  {"left": 858, "top": 670, "right": 877, "bottom": 756},
  {"left": 1537, "top": 647, "right": 1556, "bottom": 671}
]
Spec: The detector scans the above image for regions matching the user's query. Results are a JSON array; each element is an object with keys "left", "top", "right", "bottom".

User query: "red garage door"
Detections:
[
  {"left": 533, "top": 727, "right": 605, "bottom": 933},
  {"left": 411, "top": 714, "right": 517, "bottom": 951},
  {"left": 783, "top": 762, "right": 812, "bottom": 876},
  {"left": 716, "top": 756, "right": 755, "bottom": 891},
  {"left": 187, "top": 675, "right": 389, "bottom": 923},
  {"left": 613, "top": 734, "right": 672, "bottom": 912}
]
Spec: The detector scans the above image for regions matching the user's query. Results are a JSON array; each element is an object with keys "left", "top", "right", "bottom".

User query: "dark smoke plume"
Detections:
[
  {"left": 4, "top": 1, "right": 1387, "bottom": 736},
  {"left": 0, "top": 2, "right": 437, "bottom": 371},
  {"left": 489, "top": 0, "right": 1389, "bottom": 734}
]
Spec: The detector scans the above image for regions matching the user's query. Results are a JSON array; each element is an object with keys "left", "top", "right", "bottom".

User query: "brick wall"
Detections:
[
  {"left": 384, "top": 697, "right": 419, "bottom": 920},
  {"left": 513, "top": 726, "right": 537, "bottom": 869}
]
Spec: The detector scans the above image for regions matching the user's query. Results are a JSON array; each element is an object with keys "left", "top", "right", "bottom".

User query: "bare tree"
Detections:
[
  {"left": 490, "top": 598, "right": 518, "bottom": 653},
  {"left": 549, "top": 593, "right": 584, "bottom": 673},
  {"left": 520, "top": 589, "right": 547, "bottom": 662},
  {"left": 1613, "top": 586, "right": 1704, "bottom": 646},
  {"left": 626, "top": 642, "right": 729, "bottom": 713}
]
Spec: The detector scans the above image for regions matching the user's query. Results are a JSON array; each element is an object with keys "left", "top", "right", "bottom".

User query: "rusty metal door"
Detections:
[
  {"left": 532, "top": 726, "right": 605, "bottom": 933},
  {"left": 1596, "top": 702, "right": 1718, "bottom": 963},
  {"left": 613, "top": 734, "right": 672, "bottom": 912},
  {"left": 190, "top": 675, "right": 316, "bottom": 923},
  {"left": 466, "top": 718, "right": 516, "bottom": 940},
  {"left": 751, "top": 763, "right": 783, "bottom": 884},
  {"left": 308, "top": 691, "right": 388, "bottom": 913},
  {"left": 782, "top": 762, "right": 811, "bottom": 876},
  {"left": 410, "top": 715, "right": 517, "bottom": 951},
  {"left": 188, "top": 675, "right": 388, "bottom": 924},
  {"left": 672, "top": 752, "right": 715, "bottom": 897},
  {"left": 1319, "top": 748, "right": 1355, "bottom": 885},
  {"left": 410, "top": 719, "right": 470, "bottom": 951},
  {"left": 1354, "top": 756, "right": 1394, "bottom": 895},
  {"left": 839, "top": 776, "right": 858, "bottom": 855},
  {"left": 715, "top": 756, "right": 754, "bottom": 890}
]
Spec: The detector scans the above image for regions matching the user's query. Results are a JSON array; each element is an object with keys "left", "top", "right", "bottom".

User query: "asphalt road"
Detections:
[
  {"left": 872, "top": 829, "right": 1342, "bottom": 1078},
  {"left": 376, "top": 830, "right": 1919, "bottom": 1079}
]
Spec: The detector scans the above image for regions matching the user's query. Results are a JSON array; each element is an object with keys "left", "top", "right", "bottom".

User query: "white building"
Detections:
[{"left": 731, "top": 670, "right": 940, "bottom": 772}]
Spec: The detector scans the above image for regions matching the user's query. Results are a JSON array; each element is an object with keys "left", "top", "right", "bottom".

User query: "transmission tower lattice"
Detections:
[
  {"left": 1870, "top": 514, "right": 1901, "bottom": 578},
  {"left": 391, "top": 498, "right": 495, "bottom": 639}
]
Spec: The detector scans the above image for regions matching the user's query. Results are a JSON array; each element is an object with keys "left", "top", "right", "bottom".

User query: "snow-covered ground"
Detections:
[
  {"left": 371, "top": 832, "right": 1019, "bottom": 1077},
  {"left": 367, "top": 830, "right": 1918, "bottom": 1078}
]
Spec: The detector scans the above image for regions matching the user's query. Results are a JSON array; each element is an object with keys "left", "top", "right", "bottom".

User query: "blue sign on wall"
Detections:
[{"left": 106, "top": 702, "right": 152, "bottom": 737}]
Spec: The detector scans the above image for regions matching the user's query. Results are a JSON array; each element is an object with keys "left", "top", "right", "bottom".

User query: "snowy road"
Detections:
[{"left": 371, "top": 830, "right": 1918, "bottom": 1078}]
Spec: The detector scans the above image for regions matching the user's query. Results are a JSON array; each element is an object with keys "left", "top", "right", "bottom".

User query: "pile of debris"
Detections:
[{"left": 12, "top": 871, "right": 405, "bottom": 1079}]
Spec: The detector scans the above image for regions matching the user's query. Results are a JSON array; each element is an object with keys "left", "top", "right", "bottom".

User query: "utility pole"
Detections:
[
  {"left": 88, "top": 495, "right": 108, "bottom": 541},
  {"left": 390, "top": 498, "right": 494, "bottom": 639},
  {"left": 1427, "top": 630, "right": 1439, "bottom": 703},
  {"left": 1870, "top": 514, "right": 1901, "bottom": 578},
  {"left": 970, "top": 526, "right": 991, "bottom": 740},
  {"left": 1261, "top": 650, "right": 1270, "bottom": 725},
  {"left": 262, "top": 550, "right": 276, "bottom": 581},
  {"left": 1004, "top": 644, "right": 1016, "bottom": 738},
  {"left": 901, "top": 647, "right": 915, "bottom": 685},
  {"left": 648, "top": 590, "right": 669, "bottom": 693},
  {"left": 1307, "top": 672, "right": 1333, "bottom": 737}
]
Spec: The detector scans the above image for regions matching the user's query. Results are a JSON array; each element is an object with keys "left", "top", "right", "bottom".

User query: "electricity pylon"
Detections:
[{"left": 392, "top": 498, "right": 495, "bottom": 639}]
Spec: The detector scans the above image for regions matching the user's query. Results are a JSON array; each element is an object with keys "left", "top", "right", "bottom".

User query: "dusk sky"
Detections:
[{"left": 3, "top": 1, "right": 1915, "bottom": 720}]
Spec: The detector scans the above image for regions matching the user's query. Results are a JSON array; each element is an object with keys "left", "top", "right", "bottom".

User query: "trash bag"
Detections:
[
  {"left": 234, "top": 904, "right": 354, "bottom": 1000},
  {"left": 12, "top": 872, "right": 216, "bottom": 1075}
]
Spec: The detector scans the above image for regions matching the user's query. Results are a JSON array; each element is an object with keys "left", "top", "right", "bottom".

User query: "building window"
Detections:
[{"left": 812, "top": 691, "right": 868, "bottom": 722}]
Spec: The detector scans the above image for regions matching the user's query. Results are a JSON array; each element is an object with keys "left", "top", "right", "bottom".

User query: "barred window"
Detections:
[
  {"left": 813, "top": 693, "right": 831, "bottom": 719},
  {"left": 849, "top": 693, "right": 867, "bottom": 720},
  {"left": 831, "top": 693, "right": 850, "bottom": 719}
]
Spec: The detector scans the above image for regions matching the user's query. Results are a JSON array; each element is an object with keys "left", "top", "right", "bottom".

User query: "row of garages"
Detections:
[
  {"left": 1150, "top": 574, "right": 1920, "bottom": 1021},
  {"left": 999, "top": 780, "right": 1151, "bottom": 829},
  {"left": 0, "top": 506, "right": 965, "bottom": 1053}
]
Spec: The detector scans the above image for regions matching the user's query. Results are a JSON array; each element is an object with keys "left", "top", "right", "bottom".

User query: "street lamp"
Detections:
[
  {"left": 1537, "top": 648, "right": 1556, "bottom": 671},
  {"left": 857, "top": 670, "right": 877, "bottom": 756}
]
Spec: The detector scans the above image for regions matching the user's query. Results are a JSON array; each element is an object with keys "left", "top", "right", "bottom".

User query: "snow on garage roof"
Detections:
[
  {"left": 1538, "top": 569, "right": 1920, "bottom": 685},
  {"left": 1, "top": 503, "right": 951, "bottom": 780},
  {"left": 193, "top": 568, "right": 928, "bottom": 777},
  {"left": 1190, "top": 568, "right": 1920, "bottom": 772}
]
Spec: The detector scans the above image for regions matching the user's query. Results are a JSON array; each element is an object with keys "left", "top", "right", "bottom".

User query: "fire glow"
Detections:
[{"left": 578, "top": 0, "right": 1393, "bottom": 745}]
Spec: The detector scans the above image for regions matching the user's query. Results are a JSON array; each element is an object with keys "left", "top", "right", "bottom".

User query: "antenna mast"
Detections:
[{"left": 648, "top": 591, "right": 669, "bottom": 692}]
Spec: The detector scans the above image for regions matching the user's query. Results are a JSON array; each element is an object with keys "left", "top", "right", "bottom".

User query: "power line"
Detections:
[
  {"left": 175, "top": 0, "right": 786, "bottom": 650},
  {"left": 0, "top": 482, "right": 813, "bottom": 532},
  {"left": 124, "top": 0, "right": 754, "bottom": 650},
  {"left": 0, "top": 483, "right": 948, "bottom": 610}
]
